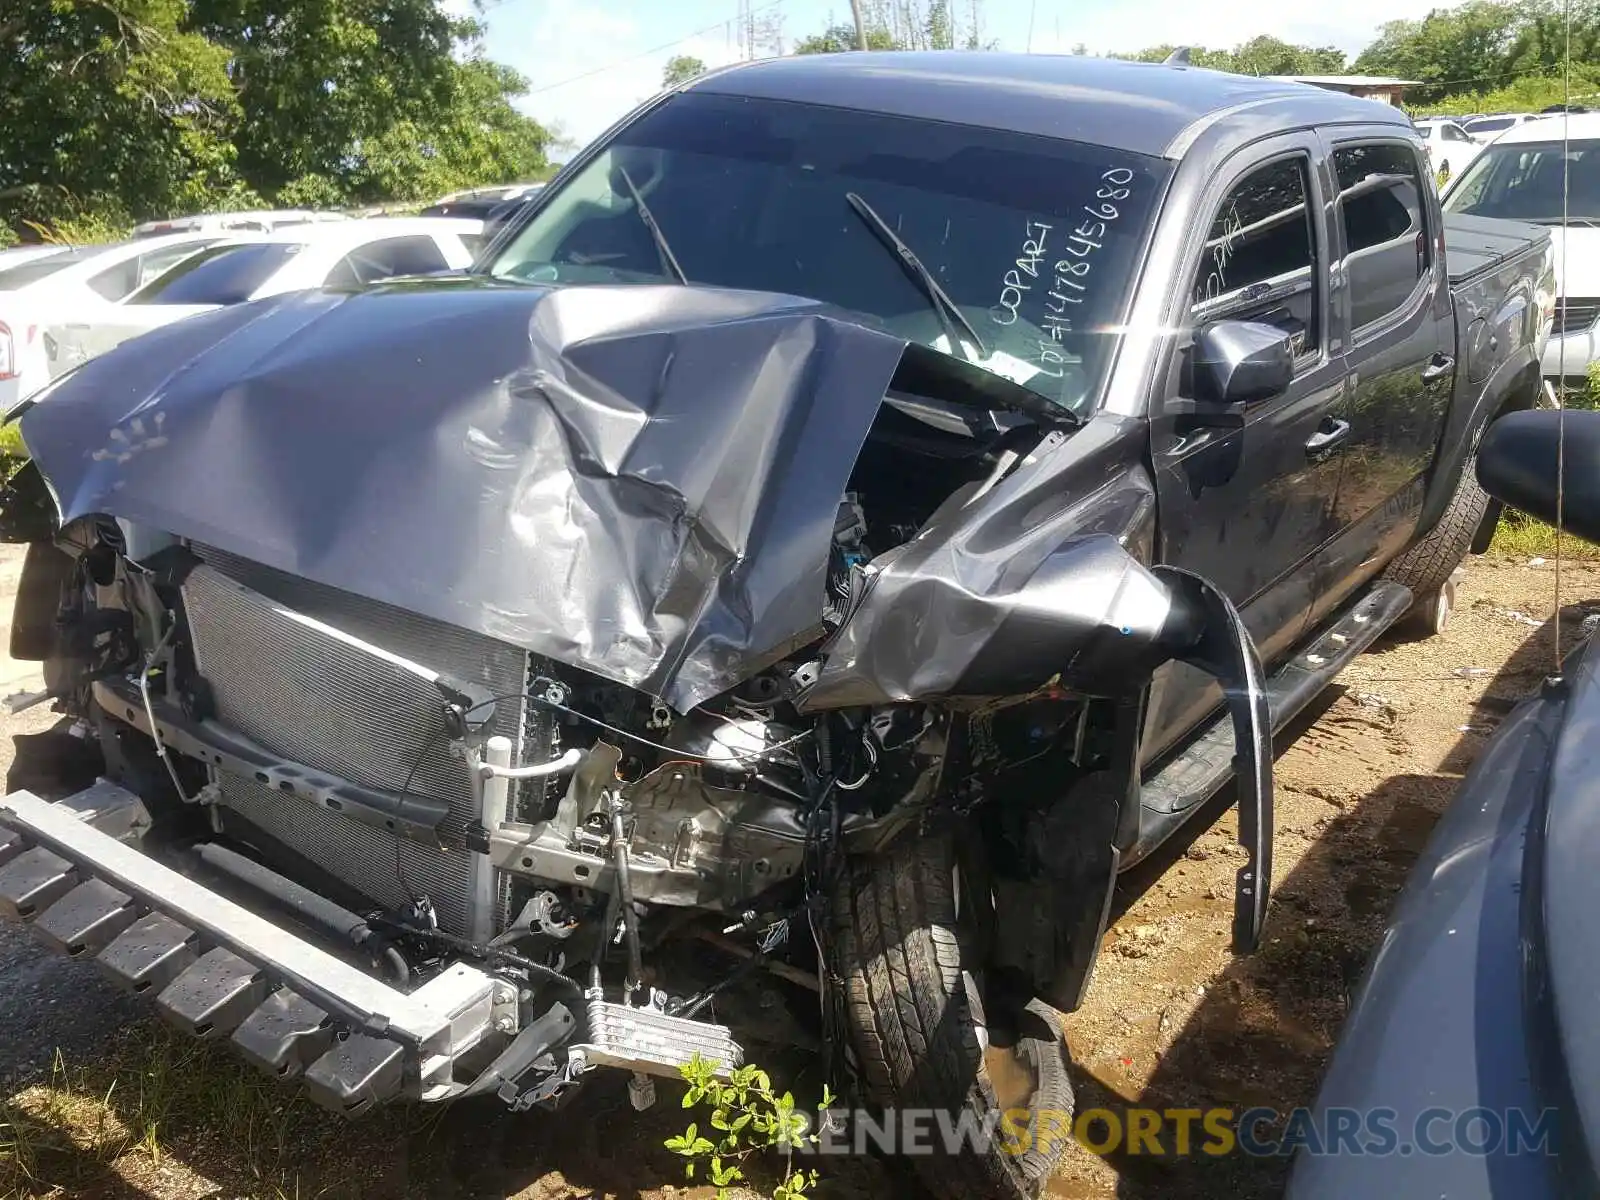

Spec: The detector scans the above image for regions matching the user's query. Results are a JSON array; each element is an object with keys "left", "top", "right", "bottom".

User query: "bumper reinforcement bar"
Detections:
[{"left": 0, "top": 783, "right": 497, "bottom": 1113}]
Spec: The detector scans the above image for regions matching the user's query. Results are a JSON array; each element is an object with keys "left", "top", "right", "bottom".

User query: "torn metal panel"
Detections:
[
  {"left": 18, "top": 279, "right": 908, "bottom": 711},
  {"left": 801, "top": 415, "right": 1166, "bottom": 708}
]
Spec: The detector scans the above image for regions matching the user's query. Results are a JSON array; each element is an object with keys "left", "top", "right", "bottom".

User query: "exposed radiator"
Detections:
[{"left": 182, "top": 545, "right": 555, "bottom": 939}]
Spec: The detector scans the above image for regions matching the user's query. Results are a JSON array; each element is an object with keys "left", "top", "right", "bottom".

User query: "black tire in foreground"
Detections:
[
  {"left": 830, "top": 834, "right": 1076, "bottom": 1200},
  {"left": 1384, "top": 456, "right": 1491, "bottom": 636}
]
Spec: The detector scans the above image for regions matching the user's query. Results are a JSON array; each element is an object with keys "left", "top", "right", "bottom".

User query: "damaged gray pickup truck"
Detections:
[{"left": 0, "top": 53, "right": 1554, "bottom": 1200}]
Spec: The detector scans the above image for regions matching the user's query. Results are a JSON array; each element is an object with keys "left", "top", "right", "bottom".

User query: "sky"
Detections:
[{"left": 475, "top": 0, "right": 1463, "bottom": 154}]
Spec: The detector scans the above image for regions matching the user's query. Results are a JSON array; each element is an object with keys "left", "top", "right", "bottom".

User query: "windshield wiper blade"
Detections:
[
  {"left": 845, "top": 191, "right": 987, "bottom": 359},
  {"left": 613, "top": 166, "right": 686, "bottom": 283}
]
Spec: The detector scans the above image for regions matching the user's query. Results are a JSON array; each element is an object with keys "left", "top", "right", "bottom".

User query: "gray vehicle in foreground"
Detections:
[
  {"left": 1289, "top": 407, "right": 1600, "bottom": 1197},
  {"left": 0, "top": 53, "right": 1556, "bottom": 1199}
]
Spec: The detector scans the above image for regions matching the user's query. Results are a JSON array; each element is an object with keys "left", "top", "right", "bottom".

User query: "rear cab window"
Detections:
[
  {"left": 1333, "top": 143, "right": 1432, "bottom": 333},
  {"left": 86, "top": 242, "right": 218, "bottom": 301},
  {"left": 128, "top": 243, "right": 304, "bottom": 305},
  {"left": 323, "top": 236, "right": 452, "bottom": 288}
]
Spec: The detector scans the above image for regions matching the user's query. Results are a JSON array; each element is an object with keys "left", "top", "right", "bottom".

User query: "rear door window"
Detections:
[
  {"left": 128, "top": 243, "right": 304, "bottom": 305},
  {"left": 1333, "top": 143, "right": 1431, "bottom": 332}
]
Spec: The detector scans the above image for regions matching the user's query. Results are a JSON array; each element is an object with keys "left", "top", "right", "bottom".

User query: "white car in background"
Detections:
[
  {"left": 1463, "top": 112, "right": 1538, "bottom": 140},
  {"left": 1414, "top": 117, "right": 1486, "bottom": 183},
  {"left": 1443, "top": 112, "right": 1600, "bottom": 385},
  {"left": 0, "top": 246, "right": 74, "bottom": 269},
  {"left": 0, "top": 234, "right": 224, "bottom": 410},
  {"left": 42, "top": 217, "right": 482, "bottom": 381},
  {"left": 130, "top": 209, "right": 350, "bottom": 239}
]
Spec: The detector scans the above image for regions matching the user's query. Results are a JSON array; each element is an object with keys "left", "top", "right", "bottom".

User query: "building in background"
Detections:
[{"left": 1269, "top": 75, "right": 1419, "bottom": 107}]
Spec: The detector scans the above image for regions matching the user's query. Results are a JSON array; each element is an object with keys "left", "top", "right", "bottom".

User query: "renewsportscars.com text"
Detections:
[{"left": 783, "top": 1105, "right": 1558, "bottom": 1159}]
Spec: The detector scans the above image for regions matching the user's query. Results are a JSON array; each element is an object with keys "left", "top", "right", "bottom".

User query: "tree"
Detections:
[
  {"left": 794, "top": 0, "right": 994, "bottom": 53},
  {"left": 1505, "top": 0, "right": 1600, "bottom": 79},
  {"left": 187, "top": 0, "right": 550, "bottom": 205},
  {"left": 1227, "top": 35, "right": 1346, "bottom": 76},
  {"left": 662, "top": 55, "right": 707, "bottom": 87},
  {"left": 1354, "top": 1, "right": 1523, "bottom": 100},
  {"left": 0, "top": 0, "right": 249, "bottom": 233},
  {"left": 1, "top": 0, "right": 552, "bottom": 234},
  {"left": 1115, "top": 37, "right": 1346, "bottom": 76},
  {"left": 794, "top": 22, "right": 901, "bottom": 53},
  {"left": 926, "top": 0, "right": 954, "bottom": 50}
]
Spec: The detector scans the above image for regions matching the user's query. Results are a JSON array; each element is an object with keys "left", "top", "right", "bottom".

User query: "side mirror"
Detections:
[
  {"left": 1193, "top": 320, "right": 1295, "bottom": 407},
  {"left": 1477, "top": 409, "right": 1600, "bottom": 544}
]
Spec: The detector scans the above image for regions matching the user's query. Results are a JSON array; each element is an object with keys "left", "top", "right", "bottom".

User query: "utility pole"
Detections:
[{"left": 849, "top": 0, "right": 869, "bottom": 49}]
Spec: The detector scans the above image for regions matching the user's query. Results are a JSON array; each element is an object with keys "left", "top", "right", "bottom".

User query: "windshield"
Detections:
[
  {"left": 1467, "top": 117, "right": 1516, "bottom": 134},
  {"left": 487, "top": 93, "right": 1171, "bottom": 413},
  {"left": 1444, "top": 138, "right": 1600, "bottom": 223},
  {"left": 128, "top": 242, "right": 302, "bottom": 305}
]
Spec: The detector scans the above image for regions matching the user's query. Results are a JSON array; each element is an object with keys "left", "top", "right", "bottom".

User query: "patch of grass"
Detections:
[
  {"left": 0, "top": 424, "right": 24, "bottom": 460},
  {"left": 0, "top": 1021, "right": 409, "bottom": 1199},
  {"left": 1490, "top": 512, "right": 1600, "bottom": 561},
  {"left": 0, "top": 1014, "right": 730, "bottom": 1200}
]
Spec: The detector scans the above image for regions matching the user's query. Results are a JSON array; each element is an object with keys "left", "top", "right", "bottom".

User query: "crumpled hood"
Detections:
[{"left": 18, "top": 277, "right": 909, "bottom": 710}]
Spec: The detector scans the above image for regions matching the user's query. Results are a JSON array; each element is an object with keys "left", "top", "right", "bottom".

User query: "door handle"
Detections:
[
  {"left": 1305, "top": 417, "right": 1350, "bottom": 461},
  {"left": 1421, "top": 352, "right": 1455, "bottom": 383}
]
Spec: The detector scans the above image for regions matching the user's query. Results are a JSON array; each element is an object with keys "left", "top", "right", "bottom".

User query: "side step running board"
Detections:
[{"left": 1125, "top": 581, "right": 1413, "bottom": 868}]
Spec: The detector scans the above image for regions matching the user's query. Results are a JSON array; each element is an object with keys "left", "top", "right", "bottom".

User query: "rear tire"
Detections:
[
  {"left": 1384, "top": 456, "right": 1488, "bottom": 635},
  {"left": 830, "top": 833, "right": 1075, "bottom": 1200}
]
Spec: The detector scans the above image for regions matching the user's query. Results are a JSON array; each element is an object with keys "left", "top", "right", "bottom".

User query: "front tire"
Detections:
[{"left": 830, "top": 833, "right": 1075, "bottom": 1200}]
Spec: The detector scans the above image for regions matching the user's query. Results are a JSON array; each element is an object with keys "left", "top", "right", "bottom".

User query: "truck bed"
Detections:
[{"left": 1444, "top": 212, "right": 1547, "bottom": 287}]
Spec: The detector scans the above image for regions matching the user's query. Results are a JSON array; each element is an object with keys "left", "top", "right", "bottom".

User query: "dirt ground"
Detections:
[{"left": 2, "top": 542, "right": 1598, "bottom": 1200}]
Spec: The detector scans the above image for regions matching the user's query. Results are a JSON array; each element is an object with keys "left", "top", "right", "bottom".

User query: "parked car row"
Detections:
[
  {"left": 130, "top": 209, "right": 350, "bottom": 239},
  {"left": 42, "top": 218, "right": 480, "bottom": 380},
  {"left": 419, "top": 181, "right": 545, "bottom": 241},
  {"left": 1414, "top": 112, "right": 1548, "bottom": 184},
  {"left": 0, "top": 216, "right": 481, "bottom": 410},
  {"left": 1440, "top": 111, "right": 1600, "bottom": 386}
]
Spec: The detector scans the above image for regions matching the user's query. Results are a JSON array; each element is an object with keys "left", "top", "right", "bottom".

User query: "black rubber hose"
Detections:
[
  {"left": 365, "top": 914, "right": 581, "bottom": 999},
  {"left": 196, "top": 842, "right": 408, "bottom": 983}
]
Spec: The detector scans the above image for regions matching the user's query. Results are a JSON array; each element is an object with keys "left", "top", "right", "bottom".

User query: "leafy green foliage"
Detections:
[
  {"left": 1114, "top": 2, "right": 1600, "bottom": 107},
  {"left": 794, "top": 0, "right": 989, "bottom": 54},
  {"left": 1357, "top": 0, "right": 1600, "bottom": 103},
  {"left": 1, "top": 0, "right": 551, "bottom": 237},
  {"left": 662, "top": 55, "right": 707, "bottom": 87},
  {"left": 0, "top": 0, "right": 244, "bottom": 232},
  {"left": 793, "top": 24, "right": 901, "bottom": 54},
  {"left": 1357, "top": 1, "right": 1525, "bottom": 100},
  {"left": 667, "top": 1055, "right": 833, "bottom": 1200},
  {"left": 1114, "top": 36, "right": 1348, "bottom": 75},
  {"left": 1411, "top": 67, "right": 1600, "bottom": 117},
  {"left": 0, "top": 422, "right": 26, "bottom": 461}
]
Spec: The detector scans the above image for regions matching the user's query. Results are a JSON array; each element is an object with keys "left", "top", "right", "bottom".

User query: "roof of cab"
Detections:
[{"left": 689, "top": 51, "right": 1408, "bottom": 159}]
